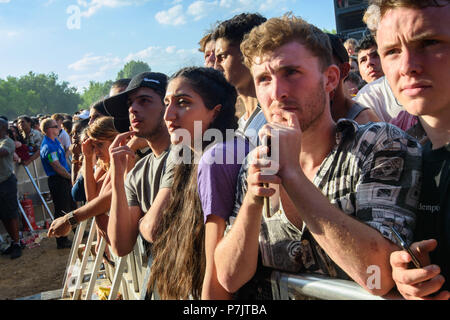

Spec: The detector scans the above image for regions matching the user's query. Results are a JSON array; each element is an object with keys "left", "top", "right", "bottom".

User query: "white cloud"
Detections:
[
  {"left": 155, "top": 0, "right": 296, "bottom": 26},
  {"left": 187, "top": 1, "right": 218, "bottom": 21},
  {"left": 77, "top": 0, "right": 149, "bottom": 18},
  {"left": 68, "top": 53, "right": 122, "bottom": 72},
  {"left": 68, "top": 53, "right": 122, "bottom": 90},
  {"left": 68, "top": 45, "right": 203, "bottom": 90},
  {"left": 155, "top": 4, "right": 187, "bottom": 26},
  {"left": 124, "top": 45, "right": 202, "bottom": 75},
  {"left": 0, "top": 29, "right": 19, "bottom": 39},
  {"left": 218, "top": 0, "right": 232, "bottom": 8},
  {"left": 0, "top": 0, "right": 11, "bottom": 3}
]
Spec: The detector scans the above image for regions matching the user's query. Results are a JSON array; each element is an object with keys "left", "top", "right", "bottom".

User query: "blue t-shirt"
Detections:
[
  {"left": 197, "top": 136, "right": 250, "bottom": 224},
  {"left": 40, "top": 135, "right": 70, "bottom": 177}
]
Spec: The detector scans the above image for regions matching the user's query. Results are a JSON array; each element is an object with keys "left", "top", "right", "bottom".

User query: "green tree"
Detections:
[
  {"left": 78, "top": 80, "right": 113, "bottom": 111},
  {"left": 0, "top": 72, "right": 81, "bottom": 119},
  {"left": 116, "top": 60, "right": 151, "bottom": 80},
  {"left": 322, "top": 28, "right": 337, "bottom": 34}
]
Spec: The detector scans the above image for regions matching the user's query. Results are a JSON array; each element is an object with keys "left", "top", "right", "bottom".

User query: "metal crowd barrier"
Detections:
[
  {"left": 271, "top": 272, "right": 400, "bottom": 300},
  {"left": 63, "top": 221, "right": 400, "bottom": 300},
  {"left": 9, "top": 158, "right": 401, "bottom": 301},
  {"left": 14, "top": 159, "right": 55, "bottom": 226}
]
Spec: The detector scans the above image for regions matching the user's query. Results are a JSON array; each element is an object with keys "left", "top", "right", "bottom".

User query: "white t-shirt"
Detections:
[
  {"left": 58, "top": 129, "right": 71, "bottom": 151},
  {"left": 354, "top": 76, "right": 404, "bottom": 122}
]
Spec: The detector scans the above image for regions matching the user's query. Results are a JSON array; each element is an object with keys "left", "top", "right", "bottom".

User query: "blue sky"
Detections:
[{"left": 0, "top": 0, "right": 337, "bottom": 92}]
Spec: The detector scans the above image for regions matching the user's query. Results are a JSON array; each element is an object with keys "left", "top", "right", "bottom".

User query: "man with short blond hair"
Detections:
[
  {"left": 214, "top": 14, "right": 422, "bottom": 298},
  {"left": 364, "top": 0, "right": 450, "bottom": 300},
  {"left": 40, "top": 118, "right": 75, "bottom": 249}
]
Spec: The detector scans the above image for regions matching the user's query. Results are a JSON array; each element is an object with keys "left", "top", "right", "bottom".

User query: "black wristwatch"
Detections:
[{"left": 66, "top": 211, "right": 78, "bottom": 227}]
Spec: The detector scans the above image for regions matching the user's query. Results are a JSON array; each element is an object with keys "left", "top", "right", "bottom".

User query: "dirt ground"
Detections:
[{"left": 0, "top": 230, "right": 72, "bottom": 300}]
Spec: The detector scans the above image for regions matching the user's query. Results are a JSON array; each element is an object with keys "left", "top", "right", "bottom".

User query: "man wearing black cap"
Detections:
[
  {"left": 47, "top": 72, "right": 173, "bottom": 252},
  {"left": 103, "top": 72, "right": 174, "bottom": 257},
  {"left": 327, "top": 33, "right": 380, "bottom": 125}
]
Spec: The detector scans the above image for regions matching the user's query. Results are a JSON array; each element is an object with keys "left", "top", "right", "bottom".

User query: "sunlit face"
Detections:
[
  {"left": 164, "top": 77, "right": 218, "bottom": 146},
  {"left": 128, "top": 87, "right": 165, "bottom": 139},
  {"left": 204, "top": 40, "right": 216, "bottom": 68},
  {"left": 214, "top": 38, "right": 253, "bottom": 91},
  {"left": 345, "top": 43, "right": 355, "bottom": 56},
  {"left": 377, "top": 5, "right": 450, "bottom": 119},
  {"left": 357, "top": 45, "right": 384, "bottom": 83},
  {"left": 45, "top": 120, "right": 59, "bottom": 137},
  {"left": 17, "top": 118, "right": 31, "bottom": 134},
  {"left": 91, "top": 139, "right": 112, "bottom": 163},
  {"left": 251, "top": 41, "right": 338, "bottom": 132}
]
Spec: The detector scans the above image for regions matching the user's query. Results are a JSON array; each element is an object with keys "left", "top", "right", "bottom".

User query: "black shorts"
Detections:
[{"left": 0, "top": 174, "right": 19, "bottom": 221}]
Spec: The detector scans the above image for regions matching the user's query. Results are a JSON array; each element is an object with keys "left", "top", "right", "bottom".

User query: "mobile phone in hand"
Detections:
[
  {"left": 261, "top": 135, "right": 271, "bottom": 218},
  {"left": 390, "top": 226, "right": 422, "bottom": 269}
]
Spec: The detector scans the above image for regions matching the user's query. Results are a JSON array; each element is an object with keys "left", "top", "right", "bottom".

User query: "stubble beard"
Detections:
[
  {"left": 136, "top": 108, "right": 165, "bottom": 142},
  {"left": 298, "top": 80, "right": 327, "bottom": 133}
]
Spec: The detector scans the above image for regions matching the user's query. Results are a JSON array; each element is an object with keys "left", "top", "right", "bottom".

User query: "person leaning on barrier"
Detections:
[
  {"left": 103, "top": 72, "right": 175, "bottom": 257},
  {"left": 147, "top": 67, "right": 250, "bottom": 300},
  {"left": 47, "top": 113, "right": 144, "bottom": 241},
  {"left": 363, "top": 0, "right": 450, "bottom": 300},
  {"left": 213, "top": 14, "right": 423, "bottom": 298}
]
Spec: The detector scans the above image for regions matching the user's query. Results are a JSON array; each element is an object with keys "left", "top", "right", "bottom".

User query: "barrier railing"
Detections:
[
  {"left": 9, "top": 158, "right": 402, "bottom": 301},
  {"left": 271, "top": 272, "right": 401, "bottom": 300},
  {"left": 62, "top": 217, "right": 151, "bottom": 300},
  {"left": 63, "top": 219, "right": 401, "bottom": 300}
]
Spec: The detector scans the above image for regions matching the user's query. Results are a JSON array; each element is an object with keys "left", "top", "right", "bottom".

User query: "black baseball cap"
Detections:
[
  {"left": 327, "top": 33, "right": 349, "bottom": 65},
  {"left": 103, "top": 71, "right": 168, "bottom": 132}
]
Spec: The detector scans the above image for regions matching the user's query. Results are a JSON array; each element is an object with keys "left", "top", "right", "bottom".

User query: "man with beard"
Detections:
[
  {"left": 214, "top": 15, "right": 423, "bottom": 298},
  {"left": 103, "top": 72, "right": 174, "bottom": 256}
]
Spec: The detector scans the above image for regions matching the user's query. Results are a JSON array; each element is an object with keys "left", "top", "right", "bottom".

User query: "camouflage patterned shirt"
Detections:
[{"left": 229, "top": 119, "right": 423, "bottom": 282}]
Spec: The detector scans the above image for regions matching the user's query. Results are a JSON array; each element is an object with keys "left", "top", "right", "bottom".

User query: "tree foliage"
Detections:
[
  {"left": 78, "top": 80, "right": 113, "bottom": 111},
  {"left": 322, "top": 28, "right": 337, "bottom": 34},
  {"left": 0, "top": 72, "right": 81, "bottom": 120},
  {"left": 116, "top": 60, "right": 151, "bottom": 80},
  {"left": 0, "top": 60, "right": 153, "bottom": 120}
]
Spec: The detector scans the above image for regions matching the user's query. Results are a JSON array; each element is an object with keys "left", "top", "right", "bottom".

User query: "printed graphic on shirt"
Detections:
[{"left": 48, "top": 151, "right": 59, "bottom": 163}]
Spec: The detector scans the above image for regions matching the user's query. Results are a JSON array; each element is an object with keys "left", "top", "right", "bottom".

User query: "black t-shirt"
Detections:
[{"left": 414, "top": 141, "right": 450, "bottom": 290}]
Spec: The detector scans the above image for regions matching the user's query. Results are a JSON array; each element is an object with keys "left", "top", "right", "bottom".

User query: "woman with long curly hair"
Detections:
[{"left": 147, "top": 67, "right": 250, "bottom": 300}]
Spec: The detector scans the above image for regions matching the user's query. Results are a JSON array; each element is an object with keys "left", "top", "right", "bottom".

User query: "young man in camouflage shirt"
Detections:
[{"left": 214, "top": 15, "right": 422, "bottom": 298}]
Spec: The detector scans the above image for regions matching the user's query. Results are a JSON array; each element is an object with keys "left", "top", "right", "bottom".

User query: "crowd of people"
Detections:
[{"left": 0, "top": 0, "right": 448, "bottom": 300}]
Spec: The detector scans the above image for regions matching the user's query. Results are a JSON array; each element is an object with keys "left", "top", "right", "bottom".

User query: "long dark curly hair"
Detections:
[{"left": 148, "top": 67, "right": 237, "bottom": 299}]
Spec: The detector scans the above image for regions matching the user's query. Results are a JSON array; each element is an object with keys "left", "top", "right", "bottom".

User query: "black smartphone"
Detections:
[
  {"left": 390, "top": 226, "right": 422, "bottom": 269},
  {"left": 261, "top": 135, "right": 271, "bottom": 218}
]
